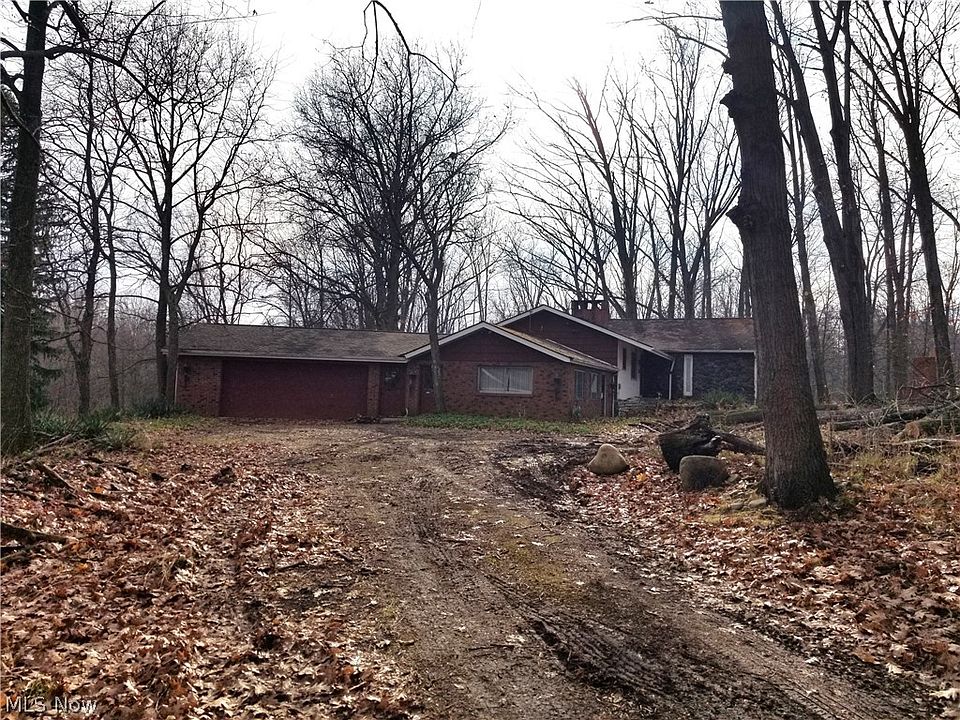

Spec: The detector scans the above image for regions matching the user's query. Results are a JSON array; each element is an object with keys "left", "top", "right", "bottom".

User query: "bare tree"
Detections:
[
  {"left": 114, "top": 6, "right": 274, "bottom": 404},
  {"left": 292, "top": 40, "right": 501, "bottom": 409},
  {"left": 635, "top": 28, "right": 739, "bottom": 319},
  {"left": 848, "top": 1, "right": 956, "bottom": 385},
  {"left": 507, "top": 76, "right": 654, "bottom": 319},
  {"left": 0, "top": 0, "right": 159, "bottom": 451},
  {"left": 770, "top": 2, "right": 875, "bottom": 402},
  {"left": 720, "top": 0, "right": 836, "bottom": 508}
]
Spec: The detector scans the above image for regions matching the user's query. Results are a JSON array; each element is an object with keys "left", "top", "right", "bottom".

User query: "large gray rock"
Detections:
[
  {"left": 679, "top": 455, "right": 729, "bottom": 491},
  {"left": 586, "top": 444, "right": 629, "bottom": 475}
]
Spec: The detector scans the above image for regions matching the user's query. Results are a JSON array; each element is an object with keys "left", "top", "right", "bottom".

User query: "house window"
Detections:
[
  {"left": 622, "top": 348, "right": 628, "bottom": 370},
  {"left": 478, "top": 366, "right": 533, "bottom": 395},
  {"left": 590, "top": 372, "right": 601, "bottom": 399},
  {"left": 630, "top": 350, "right": 638, "bottom": 379},
  {"left": 683, "top": 354, "right": 694, "bottom": 397},
  {"left": 575, "top": 370, "right": 586, "bottom": 400}
]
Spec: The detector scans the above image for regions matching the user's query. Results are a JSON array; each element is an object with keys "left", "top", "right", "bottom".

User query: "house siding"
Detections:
[
  {"left": 670, "top": 352, "right": 755, "bottom": 400},
  {"left": 503, "top": 312, "right": 618, "bottom": 365},
  {"left": 176, "top": 356, "right": 223, "bottom": 415}
]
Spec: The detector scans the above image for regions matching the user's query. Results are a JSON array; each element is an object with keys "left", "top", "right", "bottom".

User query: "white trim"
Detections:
[
  {"left": 665, "top": 349, "right": 755, "bottom": 355},
  {"left": 753, "top": 353, "right": 759, "bottom": 402},
  {"left": 683, "top": 354, "right": 694, "bottom": 397},
  {"left": 403, "top": 321, "right": 618, "bottom": 371},
  {"left": 177, "top": 350, "right": 409, "bottom": 364},
  {"left": 499, "top": 305, "right": 673, "bottom": 360}
]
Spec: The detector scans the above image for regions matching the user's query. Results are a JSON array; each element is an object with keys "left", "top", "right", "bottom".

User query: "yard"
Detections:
[{"left": 1, "top": 418, "right": 957, "bottom": 719}]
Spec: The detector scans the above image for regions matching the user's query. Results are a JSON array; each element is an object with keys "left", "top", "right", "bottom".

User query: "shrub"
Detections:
[
  {"left": 130, "top": 398, "right": 187, "bottom": 419},
  {"left": 701, "top": 390, "right": 747, "bottom": 409}
]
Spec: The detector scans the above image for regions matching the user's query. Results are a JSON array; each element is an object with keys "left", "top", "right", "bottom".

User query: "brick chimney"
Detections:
[{"left": 570, "top": 299, "right": 610, "bottom": 325}]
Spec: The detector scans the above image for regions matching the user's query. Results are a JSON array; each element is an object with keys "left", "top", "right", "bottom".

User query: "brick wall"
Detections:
[
  {"left": 365, "top": 365, "right": 381, "bottom": 416},
  {"left": 176, "top": 356, "right": 222, "bottom": 415},
  {"left": 437, "top": 360, "right": 612, "bottom": 419}
]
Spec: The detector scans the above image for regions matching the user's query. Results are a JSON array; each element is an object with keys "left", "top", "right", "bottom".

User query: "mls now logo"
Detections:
[{"left": 4, "top": 695, "right": 98, "bottom": 715}]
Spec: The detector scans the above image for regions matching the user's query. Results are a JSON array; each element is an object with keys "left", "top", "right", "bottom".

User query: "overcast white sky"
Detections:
[{"left": 245, "top": 0, "right": 668, "bottom": 121}]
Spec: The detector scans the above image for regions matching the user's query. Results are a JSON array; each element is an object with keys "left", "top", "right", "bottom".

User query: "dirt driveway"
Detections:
[
  {"left": 2, "top": 420, "right": 938, "bottom": 719},
  {"left": 194, "top": 420, "right": 927, "bottom": 720}
]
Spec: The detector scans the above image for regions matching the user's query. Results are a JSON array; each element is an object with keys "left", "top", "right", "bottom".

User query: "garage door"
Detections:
[{"left": 219, "top": 358, "right": 368, "bottom": 420}]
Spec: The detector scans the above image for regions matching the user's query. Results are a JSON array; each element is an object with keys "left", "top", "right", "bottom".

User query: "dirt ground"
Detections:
[{"left": 1, "top": 420, "right": 947, "bottom": 719}]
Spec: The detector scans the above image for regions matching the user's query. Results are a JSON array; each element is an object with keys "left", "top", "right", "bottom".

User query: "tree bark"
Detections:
[
  {"left": 1, "top": 1, "right": 51, "bottom": 454},
  {"left": 784, "top": 107, "right": 829, "bottom": 403},
  {"left": 771, "top": 3, "right": 875, "bottom": 403},
  {"left": 719, "top": 1, "right": 836, "bottom": 508}
]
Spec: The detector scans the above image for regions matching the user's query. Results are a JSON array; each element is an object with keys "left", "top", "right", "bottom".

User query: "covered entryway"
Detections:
[{"left": 219, "top": 358, "right": 368, "bottom": 420}]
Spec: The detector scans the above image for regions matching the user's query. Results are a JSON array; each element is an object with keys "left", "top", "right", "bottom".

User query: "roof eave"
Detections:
[{"left": 176, "top": 349, "right": 409, "bottom": 363}]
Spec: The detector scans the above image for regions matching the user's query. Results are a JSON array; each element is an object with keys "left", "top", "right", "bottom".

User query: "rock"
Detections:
[
  {"left": 679, "top": 455, "right": 729, "bottom": 491},
  {"left": 586, "top": 444, "right": 629, "bottom": 475}
]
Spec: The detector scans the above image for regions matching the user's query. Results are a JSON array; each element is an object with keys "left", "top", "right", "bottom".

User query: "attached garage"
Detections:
[
  {"left": 174, "top": 324, "right": 428, "bottom": 421},
  {"left": 219, "top": 358, "right": 368, "bottom": 420}
]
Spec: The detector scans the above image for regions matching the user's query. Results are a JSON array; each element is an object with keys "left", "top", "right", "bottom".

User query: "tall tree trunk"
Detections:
[
  {"left": 1, "top": 1, "right": 51, "bottom": 454},
  {"left": 872, "top": 119, "right": 909, "bottom": 396},
  {"left": 737, "top": 253, "right": 752, "bottom": 318},
  {"left": 155, "top": 191, "right": 173, "bottom": 400},
  {"left": 165, "top": 292, "right": 180, "bottom": 406},
  {"left": 426, "top": 292, "right": 445, "bottom": 413},
  {"left": 720, "top": 0, "right": 836, "bottom": 509},
  {"left": 702, "top": 236, "right": 713, "bottom": 318},
  {"left": 905, "top": 134, "right": 955, "bottom": 384},
  {"left": 785, "top": 108, "right": 829, "bottom": 403},
  {"left": 106, "top": 222, "right": 120, "bottom": 410},
  {"left": 771, "top": 4, "right": 874, "bottom": 402},
  {"left": 77, "top": 58, "right": 102, "bottom": 416}
]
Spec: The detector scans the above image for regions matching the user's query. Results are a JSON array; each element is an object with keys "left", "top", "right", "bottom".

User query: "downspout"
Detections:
[{"left": 667, "top": 357, "right": 676, "bottom": 400}]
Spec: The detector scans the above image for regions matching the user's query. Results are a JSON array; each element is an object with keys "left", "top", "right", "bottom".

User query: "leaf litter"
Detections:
[{"left": 1, "top": 435, "right": 418, "bottom": 719}]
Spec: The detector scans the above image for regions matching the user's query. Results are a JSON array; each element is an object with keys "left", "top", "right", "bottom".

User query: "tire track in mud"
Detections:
[{"left": 290, "top": 426, "right": 931, "bottom": 719}]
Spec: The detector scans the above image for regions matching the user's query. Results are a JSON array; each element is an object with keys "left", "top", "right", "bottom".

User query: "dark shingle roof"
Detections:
[
  {"left": 497, "top": 326, "right": 618, "bottom": 371},
  {"left": 606, "top": 318, "right": 755, "bottom": 353},
  {"left": 178, "top": 324, "right": 429, "bottom": 362},
  {"left": 404, "top": 321, "right": 618, "bottom": 371}
]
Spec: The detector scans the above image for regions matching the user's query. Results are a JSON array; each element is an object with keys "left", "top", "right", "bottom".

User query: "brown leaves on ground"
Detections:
[
  {"left": 573, "top": 434, "right": 960, "bottom": 709},
  {"left": 0, "top": 435, "right": 417, "bottom": 719}
]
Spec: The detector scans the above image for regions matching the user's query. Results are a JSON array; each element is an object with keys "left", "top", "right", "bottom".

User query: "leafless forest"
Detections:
[{"left": 2, "top": 1, "right": 960, "bottom": 426}]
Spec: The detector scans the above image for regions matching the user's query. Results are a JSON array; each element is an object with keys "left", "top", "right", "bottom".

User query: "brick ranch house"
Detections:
[{"left": 174, "top": 301, "right": 756, "bottom": 421}]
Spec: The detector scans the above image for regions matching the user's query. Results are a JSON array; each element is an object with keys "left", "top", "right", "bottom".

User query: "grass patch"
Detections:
[
  {"left": 403, "top": 412, "right": 628, "bottom": 435},
  {"left": 33, "top": 409, "right": 137, "bottom": 451}
]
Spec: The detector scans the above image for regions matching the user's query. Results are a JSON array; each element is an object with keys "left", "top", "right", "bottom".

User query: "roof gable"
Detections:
[
  {"left": 403, "top": 321, "right": 617, "bottom": 371},
  {"left": 499, "top": 306, "right": 672, "bottom": 360}
]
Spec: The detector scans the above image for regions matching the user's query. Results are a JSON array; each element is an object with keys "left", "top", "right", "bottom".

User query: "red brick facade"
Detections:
[
  {"left": 406, "top": 329, "right": 614, "bottom": 419},
  {"left": 176, "top": 356, "right": 223, "bottom": 415},
  {"left": 176, "top": 327, "right": 615, "bottom": 420}
]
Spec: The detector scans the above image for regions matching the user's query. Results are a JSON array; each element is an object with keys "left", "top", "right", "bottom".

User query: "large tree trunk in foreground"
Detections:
[
  {"left": 719, "top": 1, "right": 836, "bottom": 509},
  {"left": 1, "top": 1, "right": 51, "bottom": 454}
]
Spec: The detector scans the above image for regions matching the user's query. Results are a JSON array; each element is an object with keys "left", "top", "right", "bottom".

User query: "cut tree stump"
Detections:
[{"left": 658, "top": 414, "right": 765, "bottom": 472}]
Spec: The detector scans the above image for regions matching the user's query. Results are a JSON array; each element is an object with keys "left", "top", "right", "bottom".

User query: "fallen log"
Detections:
[
  {"left": 827, "top": 406, "right": 937, "bottom": 431},
  {"left": 658, "top": 415, "right": 765, "bottom": 472},
  {"left": 32, "top": 461, "right": 80, "bottom": 498},
  {"left": 0, "top": 521, "right": 72, "bottom": 545}
]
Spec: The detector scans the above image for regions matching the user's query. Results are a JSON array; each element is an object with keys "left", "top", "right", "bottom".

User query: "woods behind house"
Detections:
[{"left": 2, "top": 2, "right": 960, "bottom": 453}]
